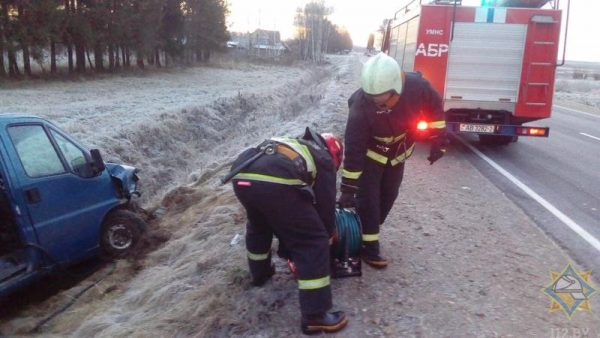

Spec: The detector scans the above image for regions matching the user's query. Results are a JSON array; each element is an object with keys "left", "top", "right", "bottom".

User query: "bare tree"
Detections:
[
  {"left": 298, "top": 1, "right": 331, "bottom": 63},
  {"left": 0, "top": 2, "right": 6, "bottom": 77}
]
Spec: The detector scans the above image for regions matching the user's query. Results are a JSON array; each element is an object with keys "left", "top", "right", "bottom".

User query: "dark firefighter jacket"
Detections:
[
  {"left": 341, "top": 72, "right": 445, "bottom": 189},
  {"left": 231, "top": 136, "right": 337, "bottom": 236}
]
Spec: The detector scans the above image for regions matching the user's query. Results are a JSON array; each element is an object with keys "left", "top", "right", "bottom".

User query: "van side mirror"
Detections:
[{"left": 90, "top": 149, "right": 106, "bottom": 174}]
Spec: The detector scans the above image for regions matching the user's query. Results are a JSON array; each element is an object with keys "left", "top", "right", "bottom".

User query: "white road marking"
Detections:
[
  {"left": 454, "top": 135, "right": 600, "bottom": 253},
  {"left": 580, "top": 132, "right": 600, "bottom": 142},
  {"left": 554, "top": 105, "right": 600, "bottom": 119}
]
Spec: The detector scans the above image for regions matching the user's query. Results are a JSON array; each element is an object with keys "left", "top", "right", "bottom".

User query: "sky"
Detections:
[{"left": 226, "top": 0, "right": 599, "bottom": 63}]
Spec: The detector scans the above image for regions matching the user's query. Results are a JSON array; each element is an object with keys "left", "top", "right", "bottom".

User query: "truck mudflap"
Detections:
[
  {"left": 105, "top": 163, "right": 140, "bottom": 199},
  {"left": 446, "top": 122, "right": 550, "bottom": 138}
]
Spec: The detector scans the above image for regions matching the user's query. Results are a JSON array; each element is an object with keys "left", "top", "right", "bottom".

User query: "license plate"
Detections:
[{"left": 459, "top": 123, "right": 495, "bottom": 133}]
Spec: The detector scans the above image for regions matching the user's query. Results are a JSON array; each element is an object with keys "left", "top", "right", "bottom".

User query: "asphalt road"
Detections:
[{"left": 454, "top": 105, "right": 600, "bottom": 276}]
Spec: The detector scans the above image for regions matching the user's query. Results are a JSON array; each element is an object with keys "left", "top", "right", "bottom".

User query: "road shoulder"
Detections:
[{"left": 328, "top": 144, "right": 600, "bottom": 337}]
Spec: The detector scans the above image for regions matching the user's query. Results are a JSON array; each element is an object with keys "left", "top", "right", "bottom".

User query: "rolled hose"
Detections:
[{"left": 332, "top": 208, "right": 362, "bottom": 258}]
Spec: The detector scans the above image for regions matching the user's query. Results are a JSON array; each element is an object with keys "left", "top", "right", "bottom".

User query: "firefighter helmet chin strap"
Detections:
[
  {"left": 379, "top": 93, "right": 400, "bottom": 110},
  {"left": 375, "top": 72, "right": 404, "bottom": 111}
]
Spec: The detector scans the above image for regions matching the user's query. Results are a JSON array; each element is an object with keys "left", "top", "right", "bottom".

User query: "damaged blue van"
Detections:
[{"left": 0, "top": 114, "right": 146, "bottom": 298}]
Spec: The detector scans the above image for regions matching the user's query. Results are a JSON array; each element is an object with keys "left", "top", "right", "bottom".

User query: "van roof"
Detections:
[{"left": 0, "top": 114, "right": 49, "bottom": 127}]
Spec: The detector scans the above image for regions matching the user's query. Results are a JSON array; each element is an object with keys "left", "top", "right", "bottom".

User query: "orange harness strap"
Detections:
[{"left": 275, "top": 144, "right": 300, "bottom": 161}]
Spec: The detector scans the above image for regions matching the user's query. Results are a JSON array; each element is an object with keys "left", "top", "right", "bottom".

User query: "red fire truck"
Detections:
[{"left": 382, "top": 0, "right": 569, "bottom": 144}]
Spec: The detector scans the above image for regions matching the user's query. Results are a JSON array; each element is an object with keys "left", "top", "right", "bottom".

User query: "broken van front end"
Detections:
[{"left": 106, "top": 163, "right": 141, "bottom": 201}]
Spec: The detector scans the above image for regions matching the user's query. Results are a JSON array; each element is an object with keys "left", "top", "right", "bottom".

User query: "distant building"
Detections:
[
  {"left": 226, "top": 41, "right": 241, "bottom": 49},
  {"left": 227, "top": 29, "right": 289, "bottom": 57},
  {"left": 227, "top": 32, "right": 250, "bottom": 50}
]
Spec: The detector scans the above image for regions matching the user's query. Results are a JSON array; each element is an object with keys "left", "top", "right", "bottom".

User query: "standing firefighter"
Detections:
[
  {"left": 338, "top": 53, "right": 447, "bottom": 268},
  {"left": 228, "top": 128, "right": 348, "bottom": 335}
]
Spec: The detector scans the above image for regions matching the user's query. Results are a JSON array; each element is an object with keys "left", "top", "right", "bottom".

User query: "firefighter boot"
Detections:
[
  {"left": 251, "top": 263, "right": 275, "bottom": 287},
  {"left": 361, "top": 241, "right": 388, "bottom": 269},
  {"left": 301, "top": 311, "right": 348, "bottom": 335}
]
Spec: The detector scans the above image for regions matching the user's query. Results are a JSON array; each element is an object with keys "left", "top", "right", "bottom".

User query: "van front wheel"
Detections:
[{"left": 100, "top": 210, "right": 146, "bottom": 260}]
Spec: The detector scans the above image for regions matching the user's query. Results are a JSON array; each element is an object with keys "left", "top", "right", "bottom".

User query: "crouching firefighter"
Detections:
[{"left": 223, "top": 128, "right": 348, "bottom": 335}]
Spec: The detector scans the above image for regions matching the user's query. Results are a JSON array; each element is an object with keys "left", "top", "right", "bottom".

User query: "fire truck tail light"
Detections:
[
  {"left": 417, "top": 121, "right": 429, "bottom": 131},
  {"left": 516, "top": 127, "right": 548, "bottom": 136},
  {"left": 529, "top": 128, "right": 545, "bottom": 136}
]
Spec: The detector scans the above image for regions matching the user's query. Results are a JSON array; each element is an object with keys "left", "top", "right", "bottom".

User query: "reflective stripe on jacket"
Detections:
[
  {"left": 365, "top": 134, "right": 415, "bottom": 166},
  {"left": 271, "top": 137, "right": 317, "bottom": 181}
]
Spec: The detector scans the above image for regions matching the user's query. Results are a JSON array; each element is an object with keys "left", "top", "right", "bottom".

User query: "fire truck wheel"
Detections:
[{"left": 100, "top": 209, "right": 147, "bottom": 260}]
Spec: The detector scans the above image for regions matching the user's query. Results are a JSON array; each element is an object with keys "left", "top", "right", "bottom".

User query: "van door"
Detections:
[{"left": 6, "top": 123, "right": 120, "bottom": 263}]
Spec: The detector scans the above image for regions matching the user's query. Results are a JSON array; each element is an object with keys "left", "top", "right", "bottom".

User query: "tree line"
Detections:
[
  {"left": 0, "top": 0, "right": 229, "bottom": 78},
  {"left": 293, "top": 1, "right": 352, "bottom": 63}
]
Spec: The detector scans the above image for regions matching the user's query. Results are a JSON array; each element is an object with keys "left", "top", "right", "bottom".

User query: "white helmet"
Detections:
[{"left": 361, "top": 53, "right": 403, "bottom": 95}]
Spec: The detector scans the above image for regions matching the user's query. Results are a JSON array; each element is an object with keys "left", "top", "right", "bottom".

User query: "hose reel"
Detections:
[
  {"left": 286, "top": 208, "right": 362, "bottom": 278},
  {"left": 331, "top": 208, "right": 362, "bottom": 278}
]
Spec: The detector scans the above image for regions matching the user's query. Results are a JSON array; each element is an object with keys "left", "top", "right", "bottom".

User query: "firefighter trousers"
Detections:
[
  {"left": 233, "top": 180, "right": 332, "bottom": 316},
  {"left": 357, "top": 160, "right": 405, "bottom": 241}
]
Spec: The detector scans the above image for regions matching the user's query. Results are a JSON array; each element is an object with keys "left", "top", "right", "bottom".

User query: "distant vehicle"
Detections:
[
  {"left": 381, "top": 0, "right": 569, "bottom": 144},
  {"left": 0, "top": 114, "right": 147, "bottom": 298}
]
